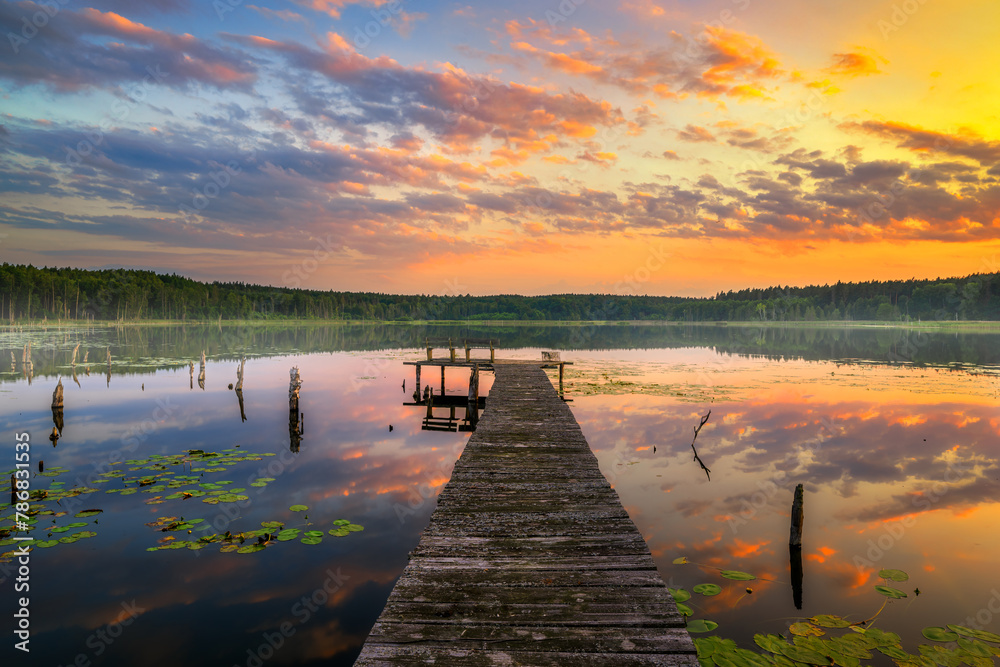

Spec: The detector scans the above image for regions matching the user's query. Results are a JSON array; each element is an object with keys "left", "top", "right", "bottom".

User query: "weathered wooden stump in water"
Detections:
[
  {"left": 288, "top": 367, "right": 303, "bottom": 452},
  {"left": 789, "top": 483, "right": 804, "bottom": 546},
  {"left": 356, "top": 361, "right": 697, "bottom": 666},
  {"left": 51, "top": 378, "right": 64, "bottom": 408},
  {"left": 71, "top": 343, "right": 81, "bottom": 366}
]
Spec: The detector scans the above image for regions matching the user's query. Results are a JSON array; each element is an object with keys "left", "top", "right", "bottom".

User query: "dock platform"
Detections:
[{"left": 355, "top": 361, "right": 698, "bottom": 666}]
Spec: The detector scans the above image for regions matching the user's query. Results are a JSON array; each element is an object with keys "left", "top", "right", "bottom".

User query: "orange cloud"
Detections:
[{"left": 826, "top": 51, "right": 886, "bottom": 78}]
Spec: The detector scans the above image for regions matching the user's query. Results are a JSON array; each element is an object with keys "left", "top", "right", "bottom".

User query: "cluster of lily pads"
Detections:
[
  {"left": 143, "top": 506, "right": 363, "bottom": 554},
  {"left": 1, "top": 448, "right": 363, "bottom": 563},
  {"left": 670, "top": 559, "right": 1000, "bottom": 667}
]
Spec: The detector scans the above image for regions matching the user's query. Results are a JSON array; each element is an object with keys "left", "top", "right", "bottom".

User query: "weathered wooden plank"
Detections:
[
  {"left": 364, "top": 621, "right": 696, "bottom": 652},
  {"left": 357, "top": 644, "right": 698, "bottom": 666},
  {"left": 355, "top": 361, "right": 697, "bottom": 666}
]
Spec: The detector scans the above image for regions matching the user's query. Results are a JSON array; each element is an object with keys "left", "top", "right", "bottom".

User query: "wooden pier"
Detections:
[{"left": 356, "top": 361, "right": 698, "bottom": 666}]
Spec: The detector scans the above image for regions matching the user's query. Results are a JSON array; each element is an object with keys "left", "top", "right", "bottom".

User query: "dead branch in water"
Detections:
[{"left": 690, "top": 410, "right": 712, "bottom": 481}]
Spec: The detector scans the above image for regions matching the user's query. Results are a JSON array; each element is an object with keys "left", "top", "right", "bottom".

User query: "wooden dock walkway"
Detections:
[{"left": 355, "top": 361, "right": 698, "bottom": 666}]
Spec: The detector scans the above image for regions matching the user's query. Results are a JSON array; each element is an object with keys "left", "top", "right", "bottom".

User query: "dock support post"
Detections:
[
  {"left": 426, "top": 339, "right": 432, "bottom": 361},
  {"left": 441, "top": 365, "right": 446, "bottom": 395},
  {"left": 465, "top": 343, "right": 470, "bottom": 362},
  {"left": 449, "top": 338, "right": 456, "bottom": 362},
  {"left": 490, "top": 341, "right": 495, "bottom": 362},
  {"left": 559, "top": 363, "right": 564, "bottom": 396},
  {"left": 415, "top": 364, "right": 421, "bottom": 398},
  {"left": 467, "top": 363, "right": 480, "bottom": 429}
]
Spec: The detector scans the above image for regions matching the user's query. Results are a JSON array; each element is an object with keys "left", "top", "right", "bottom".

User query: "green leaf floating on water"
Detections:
[
  {"left": 687, "top": 619, "right": 719, "bottom": 633},
  {"left": 668, "top": 588, "right": 691, "bottom": 603},
  {"left": 810, "top": 615, "right": 852, "bottom": 629},
  {"left": 675, "top": 602, "right": 693, "bottom": 617},
  {"left": 289, "top": 505, "right": 308, "bottom": 512},
  {"left": 923, "top": 627, "right": 960, "bottom": 642},
  {"left": 672, "top": 556, "right": 689, "bottom": 564},
  {"left": 874, "top": 584, "right": 907, "bottom": 599},
  {"left": 790, "top": 622, "right": 824, "bottom": 637},
  {"left": 35, "top": 540, "right": 58, "bottom": 548},
  {"left": 74, "top": 509, "right": 102, "bottom": 518},
  {"left": 329, "top": 529, "right": 350, "bottom": 537},
  {"left": 948, "top": 625, "right": 1000, "bottom": 643},
  {"left": 333, "top": 519, "right": 350, "bottom": 526},
  {"left": 879, "top": 568, "right": 909, "bottom": 582},
  {"left": 344, "top": 524, "right": 364, "bottom": 532},
  {"left": 693, "top": 583, "right": 722, "bottom": 596},
  {"left": 720, "top": 570, "right": 756, "bottom": 581},
  {"left": 301, "top": 531, "right": 323, "bottom": 545},
  {"left": 50, "top": 522, "right": 89, "bottom": 533},
  {"left": 276, "top": 529, "right": 300, "bottom": 541}
]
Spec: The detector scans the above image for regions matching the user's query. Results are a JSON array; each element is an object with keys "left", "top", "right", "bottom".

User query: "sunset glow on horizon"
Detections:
[{"left": 2, "top": 0, "right": 999, "bottom": 296}]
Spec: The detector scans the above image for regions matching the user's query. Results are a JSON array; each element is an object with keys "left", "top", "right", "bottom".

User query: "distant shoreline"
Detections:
[{"left": 5, "top": 319, "right": 1000, "bottom": 333}]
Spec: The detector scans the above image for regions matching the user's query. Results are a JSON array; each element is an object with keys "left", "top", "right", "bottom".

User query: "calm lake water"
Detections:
[{"left": 1, "top": 323, "right": 998, "bottom": 665}]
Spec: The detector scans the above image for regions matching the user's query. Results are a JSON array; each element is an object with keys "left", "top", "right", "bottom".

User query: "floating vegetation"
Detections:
[
  {"left": 142, "top": 518, "right": 364, "bottom": 554},
  {"left": 0, "top": 447, "right": 301, "bottom": 565},
  {"left": 671, "top": 560, "right": 1000, "bottom": 667}
]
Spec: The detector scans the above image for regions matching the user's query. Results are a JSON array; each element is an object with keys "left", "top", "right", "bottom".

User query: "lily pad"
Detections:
[
  {"left": 333, "top": 519, "right": 350, "bottom": 526},
  {"left": 74, "top": 509, "right": 103, "bottom": 518},
  {"left": 693, "top": 583, "right": 722, "bottom": 596},
  {"left": 721, "top": 570, "right": 756, "bottom": 581},
  {"left": 874, "top": 585, "right": 907, "bottom": 599},
  {"left": 301, "top": 536, "right": 322, "bottom": 545},
  {"left": 289, "top": 505, "right": 308, "bottom": 512},
  {"left": 687, "top": 619, "right": 719, "bottom": 633},
  {"left": 923, "top": 627, "right": 960, "bottom": 642},
  {"left": 344, "top": 524, "right": 364, "bottom": 532},
  {"left": 676, "top": 602, "right": 693, "bottom": 617},
  {"left": 948, "top": 626, "right": 1000, "bottom": 643},
  {"left": 878, "top": 568, "right": 909, "bottom": 582},
  {"left": 673, "top": 556, "right": 689, "bottom": 564},
  {"left": 669, "top": 588, "right": 692, "bottom": 603},
  {"left": 276, "top": 529, "right": 300, "bottom": 542},
  {"left": 34, "top": 540, "right": 58, "bottom": 548},
  {"left": 329, "top": 528, "right": 350, "bottom": 537},
  {"left": 237, "top": 544, "right": 265, "bottom": 554},
  {"left": 811, "top": 615, "right": 852, "bottom": 629},
  {"left": 790, "top": 622, "right": 824, "bottom": 637}
]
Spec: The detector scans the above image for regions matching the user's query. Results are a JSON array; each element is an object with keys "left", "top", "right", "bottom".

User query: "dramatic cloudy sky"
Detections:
[{"left": 2, "top": 0, "right": 999, "bottom": 295}]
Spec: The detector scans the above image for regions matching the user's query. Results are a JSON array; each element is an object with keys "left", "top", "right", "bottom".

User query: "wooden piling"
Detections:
[{"left": 790, "top": 483, "right": 804, "bottom": 547}]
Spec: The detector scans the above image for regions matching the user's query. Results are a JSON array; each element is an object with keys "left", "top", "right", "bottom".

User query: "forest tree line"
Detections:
[{"left": 2, "top": 263, "right": 999, "bottom": 322}]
